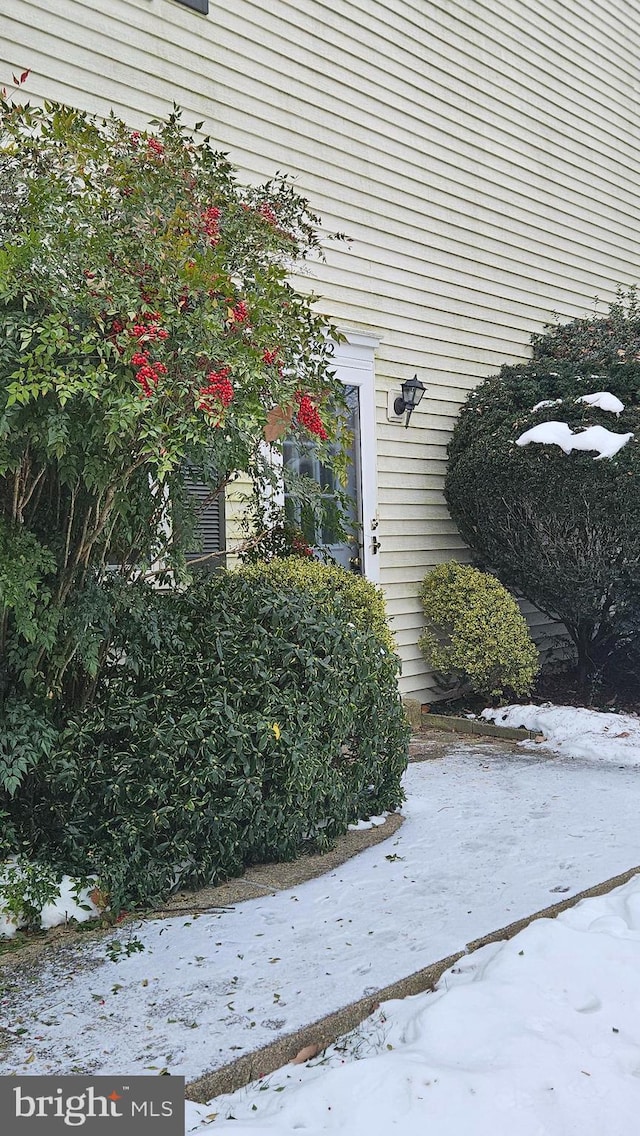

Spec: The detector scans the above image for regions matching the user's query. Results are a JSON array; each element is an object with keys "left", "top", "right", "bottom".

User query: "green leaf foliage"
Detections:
[
  {"left": 0, "top": 697, "right": 58, "bottom": 798},
  {"left": 419, "top": 561, "right": 539, "bottom": 699},
  {"left": 0, "top": 697, "right": 59, "bottom": 859},
  {"left": 4, "top": 562, "right": 408, "bottom": 911},
  {"left": 237, "top": 557, "right": 397, "bottom": 652},
  {"left": 0, "top": 97, "right": 348, "bottom": 703},
  {"left": 0, "top": 857, "right": 61, "bottom": 930},
  {"left": 445, "top": 290, "right": 640, "bottom": 683}
]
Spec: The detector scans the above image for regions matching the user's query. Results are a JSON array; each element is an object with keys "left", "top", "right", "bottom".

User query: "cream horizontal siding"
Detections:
[
  {"left": 224, "top": 475, "right": 254, "bottom": 567},
  {"left": 2, "top": 0, "right": 640, "bottom": 704}
]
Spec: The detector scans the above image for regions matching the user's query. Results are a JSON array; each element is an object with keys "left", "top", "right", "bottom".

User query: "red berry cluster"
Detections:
[
  {"left": 202, "top": 206, "right": 221, "bottom": 245},
  {"left": 258, "top": 203, "right": 277, "bottom": 225},
  {"left": 230, "top": 300, "right": 249, "bottom": 325},
  {"left": 263, "top": 347, "right": 284, "bottom": 377},
  {"left": 107, "top": 317, "right": 125, "bottom": 355},
  {"left": 131, "top": 353, "right": 167, "bottom": 397},
  {"left": 129, "top": 315, "right": 169, "bottom": 397},
  {"left": 131, "top": 313, "right": 169, "bottom": 343},
  {"left": 198, "top": 367, "right": 234, "bottom": 417},
  {"left": 295, "top": 391, "right": 328, "bottom": 440},
  {"left": 83, "top": 269, "right": 99, "bottom": 298},
  {"left": 130, "top": 131, "right": 164, "bottom": 158}
]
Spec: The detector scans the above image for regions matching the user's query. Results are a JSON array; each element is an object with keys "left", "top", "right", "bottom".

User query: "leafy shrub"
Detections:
[
  {"left": 237, "top": 557, "right": 397, "bottom": 652},
  {"left": 0, "top": 698, "right": 58, "bottom": 798},
  {"left": 445, "top": 291, "right": 640, "bottom": 685},
  {"left": 0, "top": 857, "right": 99, "bottom": 938},
  {"left": 419, "top": 561, "right": 539, "bottom": 698},
  {"left": 0, "top": 858, "right": 61, "bottom": 933},
  {"left": 530, "top": 286, "right": 640, "bottom": 366},
  {"left": 0, "top": 95, "right": 348, "bottom": 707},
  {"left": 7, "top": 565, "right": 408, "bottom": 910},
  {"left": 0, "top": 698, "right": 59, "bottom": 858}
]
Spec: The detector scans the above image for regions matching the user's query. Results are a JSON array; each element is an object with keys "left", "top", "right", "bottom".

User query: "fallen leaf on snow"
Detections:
[{"left": 290, "top": 1043, "right": 320, "bottom": 1064}]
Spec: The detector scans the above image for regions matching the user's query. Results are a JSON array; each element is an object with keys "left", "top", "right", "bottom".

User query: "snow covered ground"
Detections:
[
  {"left": 2, "top": 706, "right": 634, "bottom": 937},
  {"left": 1, "top": 725, "right": 640, "bottom": 1096},
  {"left": 2, "top": 705, "right": 640, "bottom": 1135},
  {"left": 186, "top": 874, "right": 640, "bottom": 1135},
  {"left": 483, "top": 703, "right": 640, "bottom": 764}
]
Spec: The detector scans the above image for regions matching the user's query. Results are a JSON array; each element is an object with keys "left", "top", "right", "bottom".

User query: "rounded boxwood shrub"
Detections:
[
  {"left": 419, "top": 561, "right": 539, "bottom": 698},
  {"left": 9, "top": 563, "right": 408, "bottom": 910},
  {"left": 445, "top": 292, "right": 640, "bottom": 684},
  {"left": 237, "top": 557, "right": 397, "bottom": 652}
]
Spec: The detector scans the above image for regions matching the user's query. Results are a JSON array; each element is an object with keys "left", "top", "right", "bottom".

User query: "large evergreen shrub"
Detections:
[
  {"left": 6, "top": 564, "right": 409, "bottom": 910},
  {"left": 0, "top": 93, "right": 349, "bottom": 709},
  {"left": 445, "top": 292, "right": 640, "bottom": 684}
]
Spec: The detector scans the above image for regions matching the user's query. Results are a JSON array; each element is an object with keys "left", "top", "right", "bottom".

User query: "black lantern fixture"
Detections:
[{"left": 394, "top": 374, "right": 426, "bottom": 427}]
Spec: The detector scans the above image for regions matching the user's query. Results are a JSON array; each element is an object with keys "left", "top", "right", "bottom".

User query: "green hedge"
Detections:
[
  {"left": 237, "top": 558, "right": 396, "bottom": 651},
  {"left": 8, "top": 562, "right": 408, "bottom": 910}
]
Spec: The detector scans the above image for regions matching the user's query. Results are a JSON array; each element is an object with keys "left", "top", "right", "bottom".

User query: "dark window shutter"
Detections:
[{"left": 184, "top": 478, "right": 225, "bottom": 567}]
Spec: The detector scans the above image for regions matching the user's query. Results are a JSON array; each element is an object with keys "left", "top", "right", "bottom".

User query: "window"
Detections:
[{"left": 173, "top": 0, "right": 209, "bottom": 14}]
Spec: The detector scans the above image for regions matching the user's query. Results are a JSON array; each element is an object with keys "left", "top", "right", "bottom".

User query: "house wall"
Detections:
[{"left": 2, "top": 0, "right": 640, "bottom": 702}]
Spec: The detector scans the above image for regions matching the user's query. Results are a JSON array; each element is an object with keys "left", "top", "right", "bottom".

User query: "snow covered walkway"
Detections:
[
  {"left": 190, "top": 874, "right": 640, "bottom": 1135},
  {"left": 1, "top": 732, "right": 639, "bottom": 1087}
]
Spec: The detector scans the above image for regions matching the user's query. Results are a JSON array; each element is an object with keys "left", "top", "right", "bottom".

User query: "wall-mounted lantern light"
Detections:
[{"left": 394, "top": 374, "right": 426, "bottom": 427}]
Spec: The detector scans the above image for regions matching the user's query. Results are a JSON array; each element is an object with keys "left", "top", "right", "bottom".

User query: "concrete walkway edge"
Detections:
[
  {"left": 420, "top": 713, "right": 537, "bottom": 741},
  {"left": 186, "top": 862, "right": 640, "bottom": 1103}
]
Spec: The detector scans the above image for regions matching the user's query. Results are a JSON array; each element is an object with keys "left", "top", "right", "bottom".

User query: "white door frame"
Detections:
[{"left": 331, "top": 330, "right": 380, "bottom": 583}]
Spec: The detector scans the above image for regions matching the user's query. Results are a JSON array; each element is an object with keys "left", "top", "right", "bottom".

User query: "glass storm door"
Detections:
[{"left": 283, "top": 384, "right": 363, "bottom": 572}]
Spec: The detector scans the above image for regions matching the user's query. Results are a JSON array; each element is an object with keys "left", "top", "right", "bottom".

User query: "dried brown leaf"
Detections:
[
  {"left": 264, "top": 403, "right": 294, "bottom": 443},
  {"left": 290, "top": 1043, "right": 320, "bottom": 1065}
]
